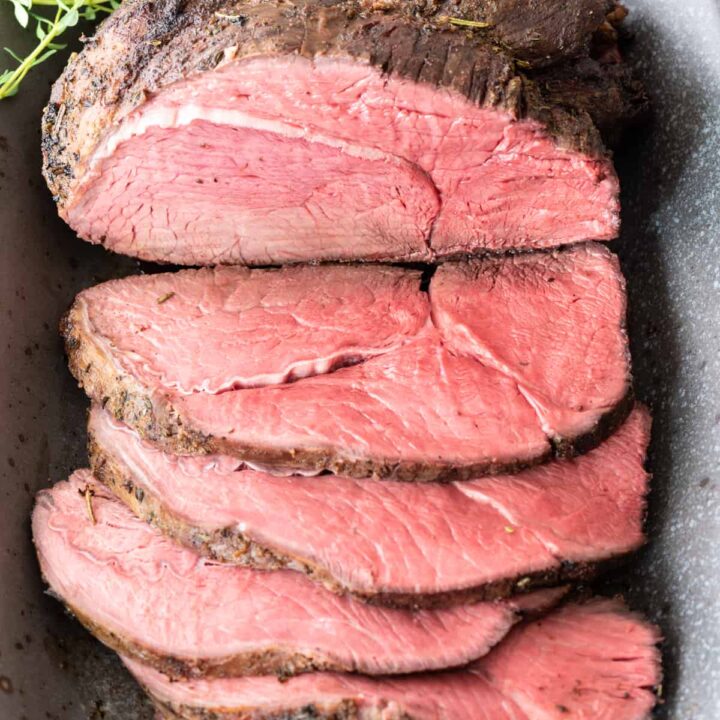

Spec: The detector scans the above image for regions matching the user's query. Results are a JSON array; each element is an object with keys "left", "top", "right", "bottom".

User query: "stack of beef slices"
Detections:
[{"left": 34, "top": 0, "right": 662, "bottom": 717}]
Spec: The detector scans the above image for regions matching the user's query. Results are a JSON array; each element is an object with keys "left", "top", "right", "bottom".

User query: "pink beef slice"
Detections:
[
  {"left": 88, "top": 405, "right": 650, "bottom": 603},
  {"left": 69, "top": 264, "right": 429, "bottom": 393},
  {"left": 32, "top": 472, "right": 566, "bottom": 678},
  {"left": 63, "top": 251, "right": 631, "bottom": 480},
  {"left": 173, "top": 331, "right": 550, "bottom": 478},
  {"left": 430, "top": 242, "right": 631, "bottom": 445},
  {"left": 125, "top": 599, "right": 661, "bottom": 720},
  {"left": 43, "top": 0, "right": 622, "bottom": 265}
]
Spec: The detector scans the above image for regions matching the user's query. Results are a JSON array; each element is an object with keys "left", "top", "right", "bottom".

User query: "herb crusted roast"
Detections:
[
  {"left": 41, "top": 0, "right": 638, "bottom": 265},
  {"left": 63, "top": 246, "right": 632, "bottom": 481},
  {"left": 88, "top": 405, "right": 650, "bottom": 607},
  {"left": 32, "top": 473, "right": 568, "bottom": 679},
  {"left": 125, "top": 599, "right": 661, "bottom": 720}
]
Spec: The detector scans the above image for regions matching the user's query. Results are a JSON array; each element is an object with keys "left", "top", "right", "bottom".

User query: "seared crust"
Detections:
[
  {"left": 534, "top": 57, "right": 650, "bottom": 147},
  {"left": 65, "top": 603, "right": 344, "bottom": 680},
  {"left": 42, "top": 0, "right": 622, "bottom": 209},
  {"left": 61, "top": 302, "right": 213, "bottom": 457},
  {"left": 89, "top": 429, "right": 612, "bottom": 609},
  {"left": 363, "top": 0, "right": 616, "bottom": 67},
  {"left": 152, "top": 697, "right": 361, "bottom": 720},
  {"left": 553, "top": 385, "right": 634, "bottom": 459}
]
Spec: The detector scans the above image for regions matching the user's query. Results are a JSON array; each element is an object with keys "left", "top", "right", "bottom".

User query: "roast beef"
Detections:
[
  {"left": 88, "top": 405, "right": 650, "bottom": 606},
  {"left": 63, "top": 247, "right": 631, "bottom": 481},
  {"left": 32, "top": 472, "right": 567, "bottom": 679},
  {"left": 42, "top": 0, "right": 634, "bottom": 265},
  {"left": 125, "top": 599, "right": 661, "bottom": 719},
  {"left": 431, "top": 243, "right": 630, "bottom": 447}
]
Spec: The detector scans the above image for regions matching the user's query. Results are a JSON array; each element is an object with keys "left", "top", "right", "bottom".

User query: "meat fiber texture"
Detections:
[
  {"left": 40, "top": 0, "right": 644, "bottom": 265},
  {"left": 88, "top": 405, "right": 650, "bottom": 607},
  {"left": 63, "top": 248, "right": 632, "bottom": 481},
  {"left": 31, "top": 473, "right": 568, "bottom": 679},
  {"left": 126, "top": 599, "right": 662, "bottom": 720}
]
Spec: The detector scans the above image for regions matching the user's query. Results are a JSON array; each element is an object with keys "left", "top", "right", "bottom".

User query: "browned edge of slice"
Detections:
[
  {"left": 553, "top": 386, "right": 634, "bottom": 459},
  {"left": 61, "top": 305, "right": 214, "bottom": 456},
  {"left": 57, "top": 600, "right": 339, "bottom": 681},
  {"left": 152, "top": 695, "right": 358, "bottom": 720},
  {"left": 152, "top": 696, "right": 358, "bottom": 720},
  {"left": 88, "top": 426, "right": 636, "bottom": 610}
]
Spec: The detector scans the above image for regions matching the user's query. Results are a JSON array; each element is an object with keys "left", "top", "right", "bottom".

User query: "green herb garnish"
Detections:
[{"left": 1, "top": 0, "right": 120, "bottom": 100}]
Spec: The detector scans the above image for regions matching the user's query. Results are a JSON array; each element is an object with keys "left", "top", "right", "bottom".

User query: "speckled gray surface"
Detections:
[
  {"left": 0, "top": 2, "right": 718, "bottom": 718},
  {"left": 613, "top": 1, "right": 720, "bottom": 716}
]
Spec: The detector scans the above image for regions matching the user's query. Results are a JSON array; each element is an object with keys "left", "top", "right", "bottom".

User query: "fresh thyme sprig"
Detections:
[{"left": 1, "top": 0, "right": 119, "bottom": 100}]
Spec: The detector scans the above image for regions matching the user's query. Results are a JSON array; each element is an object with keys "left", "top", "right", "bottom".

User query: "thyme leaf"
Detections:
[
  {"left": 1, "top": 0, "right": 120, "bottom": 100},
  {"left": 445, "top": 17, "right": 492, "bottom": 29}
]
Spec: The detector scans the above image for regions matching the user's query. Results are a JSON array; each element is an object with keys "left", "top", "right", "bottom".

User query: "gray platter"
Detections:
[{"left": 0, "top": 1, "right": 718, "bottom": 717}]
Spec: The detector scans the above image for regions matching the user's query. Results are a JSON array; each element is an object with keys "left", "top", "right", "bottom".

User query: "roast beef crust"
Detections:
[
  {"left": 88, "top": 430, "right": 609, "bottom": 609},
  {"left": 62, "top": 286, "right": 633, "bottom": 482},
  {"left": 152, "top": 697, "right": 364, "bottom": 720},
  {"left": 42, "top": 0, "right": 622, "bottom": 208},
  {"left": 63, "top": 603, "right": 347, "bottom": 680},
  {"left": 534, "top": 56, "right": 650, "bottom": 146}
]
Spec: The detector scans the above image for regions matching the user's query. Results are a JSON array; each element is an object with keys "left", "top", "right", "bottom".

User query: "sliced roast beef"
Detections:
[
  {"left": 32, "top": 472, "right": 567, "bottom": 678},
  {"left": 431, "top": 243, "right": 630, "bottom": 448},
  {"left": 42, "top": 0, "right": 631, "bottom": 265},
  {"left": 63, "top": 249, "right": 631, "bottom": 480},
  {"left": 126, "top": 599, "right": 661, "bottom": 720},
  {"left": 66, "top": 264, "right": 429, "bottom": 394},
  {"left": 88, "top": 405, "right": 650, "bottom": 606}
]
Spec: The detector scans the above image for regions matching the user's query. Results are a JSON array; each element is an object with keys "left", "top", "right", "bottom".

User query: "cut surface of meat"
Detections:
[
  {"left": 43, "top": 0, "right": 629, "bottom": 265},
  {"left": 431, "top": 243, "right": 630, "bottom": 446},
  {"left": 126, "top": 599, "right": 661, "bottom": 720},
  {"left": 63, "top": 248, "right": 631, "bottom": 481},
  {"left": 66, "top": 118, "right": 440, "bottom": 264},
  {"left": 173, "top": 331, "right": 551, "bottom": 478},
  {"left": 32, "top": 472, "right": 567, "bottom": 679},
  {"left": 72, "top": 265, "right": 428, "bottom": 394},
  {"left": 88, "top": 405, "right": 650, "bottom": 605}
]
